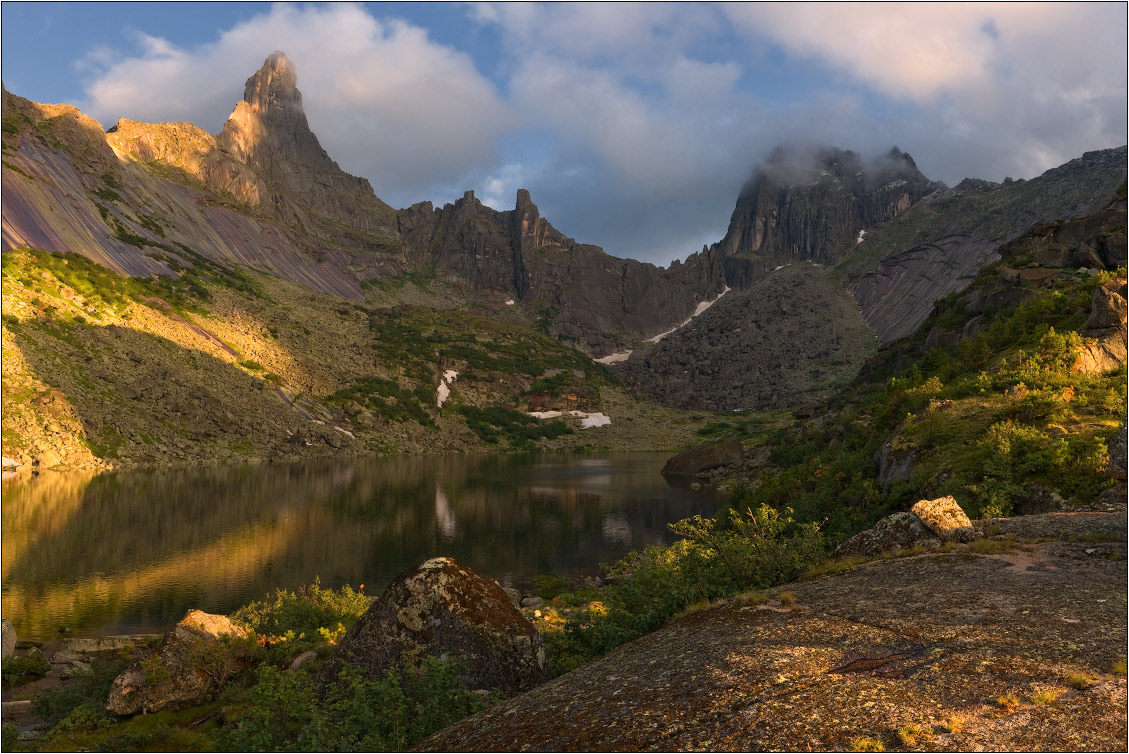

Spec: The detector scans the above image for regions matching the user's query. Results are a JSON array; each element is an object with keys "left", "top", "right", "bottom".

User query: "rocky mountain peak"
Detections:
[
  {"left": 217, "top": 51, "right": 331, "bottom": 173},
  {"left": 718, "top": 143, "right": 941, "bottom": 265},
  {"left": 242, "top": 51, "right": 302, "bottom": 117}
]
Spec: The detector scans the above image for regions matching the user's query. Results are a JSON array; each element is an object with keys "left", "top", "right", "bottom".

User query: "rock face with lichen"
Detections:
[
  {"left": 105, "top": 610, "right": 251, "bottom": 716},
  {"left": 315, "top": 557, "right": 550, "bottom": 695},
  {"left": 420, "top": 512, "right": 1128, "bottom": 752},
  {"left": 833, "top": 512, "right": 941, "bottom": 558}
]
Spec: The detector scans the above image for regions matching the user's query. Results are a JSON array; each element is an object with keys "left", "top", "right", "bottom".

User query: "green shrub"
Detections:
[
  {"left": 543, "top": 503, "right": 824, "bottom": 672},
  {"left": 456, "top": 405, "right": 572, "bottom": 449},
  {"left": 51, "top": 702, "right": 114, "bottom": 733},
  {"left": 229, "top": 578, "right": 371, "bottom": 640},
  {"left": 31, "top": 657, "right": 131, "bottom": 728},
  {"left": 533, "top": 573, "right": 569, "bottom": 599},
  {"left": 2, "top": 649, "right": 51, "bottom": 686},
  {"left": 2, "top": 722, "right": 19, "bottom": 752},
  {"left": 220, "top": 658, "right": 486, "bottom": 752}
]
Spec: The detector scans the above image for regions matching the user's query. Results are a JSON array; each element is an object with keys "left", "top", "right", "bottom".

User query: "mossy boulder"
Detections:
[
  {"left": 315, "top": 557, "right": 550, "bottom": 695},
  {"left": 105, "top": 610, "right": 252, "bottom": 716},
  {"left": 834, "top": 512, "right": 941, "bottom": 558}
]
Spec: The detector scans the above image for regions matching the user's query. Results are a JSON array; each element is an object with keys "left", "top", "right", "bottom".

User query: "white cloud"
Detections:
[
  {"left": 73, "top": 2, "right": 1126, "bottom": 265},
  {"left": 81, "top": 3, "right": 511, "bottom": 209}
]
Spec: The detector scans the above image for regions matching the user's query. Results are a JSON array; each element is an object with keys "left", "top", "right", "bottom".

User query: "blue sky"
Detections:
[{"left": 2, "top": 2, "right": 1126, "bottom": 265}]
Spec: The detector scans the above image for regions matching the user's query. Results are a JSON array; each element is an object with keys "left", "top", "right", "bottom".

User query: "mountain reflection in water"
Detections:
[{"left": 2, "top": 453, "right": 720, "bottom": 641}]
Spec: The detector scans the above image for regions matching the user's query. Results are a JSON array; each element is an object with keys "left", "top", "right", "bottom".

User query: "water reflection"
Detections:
[{"left": 2, "top": 453, "right": 719, "bottom": 641}]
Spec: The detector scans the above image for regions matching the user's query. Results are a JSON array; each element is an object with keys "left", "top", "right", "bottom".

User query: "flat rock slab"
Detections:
[{"left": 421, "top": 512, "right": 1127, "bottom": 752}]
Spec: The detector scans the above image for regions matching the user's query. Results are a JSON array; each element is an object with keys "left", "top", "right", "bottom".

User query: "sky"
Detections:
[{"left": 2, "top": 2, "right": 1126, "bottom": 266}]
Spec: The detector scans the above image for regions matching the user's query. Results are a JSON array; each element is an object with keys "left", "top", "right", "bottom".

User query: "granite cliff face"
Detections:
[
  {"left": 716, "top": 146, "right": 942, "bottom": 277},
  {"left": 847, "top": 147, "right": 1128, "bottom": 343},
  {"left": 3, "top": 53, "right": 726, "bottom": 356}
]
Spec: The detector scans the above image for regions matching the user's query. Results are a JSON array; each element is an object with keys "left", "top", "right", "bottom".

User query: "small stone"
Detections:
[
  {"left": 521, "top": 596, "right": 544, "bottom": 609},
  {"left": 290, "top": 650, "right": 318, "bottom": 671}
]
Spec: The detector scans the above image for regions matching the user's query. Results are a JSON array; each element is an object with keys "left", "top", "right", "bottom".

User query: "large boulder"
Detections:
[
  {"left": 315, "top": 557, "right": 550, "bottom": 696},
  {"left": 661, "top": 437, "right": 743, "bottom": 478},
  {"left": 105, "top": 610, "right": 251, "bottom": 716},
  {"left": 834, "top": 512, "right": 941, "bottom": 558},
  {"left": 1084, "top": 286, "right": 1128, "bottom": 332},
  {"left": 1, "top": 618, "right": 15, "bottom": 659},
  {"left": 910, "top": 496, "right": 977, "bottom": 542}
]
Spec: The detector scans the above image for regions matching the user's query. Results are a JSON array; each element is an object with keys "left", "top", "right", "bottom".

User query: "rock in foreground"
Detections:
[
  {"left": 421, "top": 512, "right": 1127, "bottom": 752},
  {"left": 910, "top": 495, "right": 977, "bottom": 543},
  {"left": 315, "top": 557, "right": 549, "bottom": 695},
  {"left": 105, "top": 610, "right": 251, "bottom": 716},
  {"left": 834, "top": 511, "right": 941, "bottom": 558}
]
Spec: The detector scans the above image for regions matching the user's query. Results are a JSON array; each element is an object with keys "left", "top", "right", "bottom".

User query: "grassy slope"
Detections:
[
  {"left": 719, "top": 210, "right": 1126, "bottom": 542},
  {"left": 1, "top": 249, "right": 711, "bottom": 471}
]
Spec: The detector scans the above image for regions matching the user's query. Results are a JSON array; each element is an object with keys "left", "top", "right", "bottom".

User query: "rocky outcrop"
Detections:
[
  {"left": 833, "top": 512, "right": 941, "bottom": 558},
  {"left": 910, "top": 496, "right": 976, "bottom": 543},
  {"left": 1075, "top": 280, "right": 1129, "bottom": 375},
  {"left": 315, "top": 557, "right": 550, "bottom": 695},
  {"left": 661, "top": 437, "right": 744, "bottom": 478},
  {"left": 850, "top": 148, "right": 1127, "bottom": 343},
  {"left": 105, "top": 610, "right": 251, "bottom": 716},
  {"left": 421, "top": 512, "right": 1128, "bottom": 752},
  {"left": 619, "top": 265, "right": 877, "bottom": 411},
  {"left": 719, "top": 146, "right": 940, "bottom": 265},
  {"left": 875, "top": 440, "right": 918, "bottom": 488}
]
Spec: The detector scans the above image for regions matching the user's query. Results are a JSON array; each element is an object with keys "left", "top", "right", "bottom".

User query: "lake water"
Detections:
[{"left": 1, "top": 453, "right": 721, "bottom": 642}]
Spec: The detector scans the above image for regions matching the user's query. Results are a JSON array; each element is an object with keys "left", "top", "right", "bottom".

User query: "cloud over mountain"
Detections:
[{"left": 74, "top": 2, "right": 1127, "bottom": 265}]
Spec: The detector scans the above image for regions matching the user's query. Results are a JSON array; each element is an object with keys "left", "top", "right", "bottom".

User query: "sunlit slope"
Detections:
[{"left": 1, "top": 248, "right": 708, "bottom": 470}]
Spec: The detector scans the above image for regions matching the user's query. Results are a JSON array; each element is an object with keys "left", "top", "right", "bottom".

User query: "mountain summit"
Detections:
[
  {"left": 718, "top": 144, "right": 942, "bottom": 266},
  {"left": 218, "top": 51, "right": 335, "bottom": 174},
  {"left": 210, "top": 52, "right": 398, "bottom": 233}
]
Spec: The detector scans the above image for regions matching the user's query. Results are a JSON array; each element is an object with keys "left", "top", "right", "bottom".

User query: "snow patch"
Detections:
[
  {"left": 580, "top": 412, "right": 612, "bottom": 428},
  {"left": 857, "top": 229, "right": 866, "bottom": 244},
  {"left": 504, "top": 299, "right": 515, "bottom": 306},
  {"left": 437, "top": 370, "right": 459, "bottom": 407},
  {"left": 527, "top": 410, "right": 612, "bottom": 429},
  {"left": 645, "top": 286, "right": 731, "bottom": 343},
  {"left": 333, "top": 426, "right": 356, "bottom": 439},
  {"left": 595, "top": 350, "right": 633, "bottom": 364}
]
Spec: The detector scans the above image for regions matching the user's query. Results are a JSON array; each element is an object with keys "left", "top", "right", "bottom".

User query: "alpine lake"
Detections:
[{"left": 1, "top": 452, "right": 721, "bottom": 642}]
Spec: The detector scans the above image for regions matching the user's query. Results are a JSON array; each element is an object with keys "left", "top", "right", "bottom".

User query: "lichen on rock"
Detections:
[
  {"left": 315, "top": 556, "right": 550, "bottom": 696},
  {"left": 105, "top": 610, "right": 252, "bottom": 716}
]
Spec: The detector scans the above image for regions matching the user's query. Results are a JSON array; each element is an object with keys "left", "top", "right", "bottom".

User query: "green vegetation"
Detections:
[
  {"left": 2, "top": 248, "right": 265, "bottom": 325},
  {"left": 456, "top": 405, "right": 572, "bottom": 448},
  {"left": 31, "top": 657, "right": 132, "bottom": 729},
  {"left": 328, "top": 376, "right": 436, "bottom": 426},
  {"left": 19, "top": 582, "right": 479, "bottom": 752},
  {"left": 705, "top": 266, "right": 1124, "bottom": 539},
  {"left": 220, "top": 659, "right": 486, "bottom": 752},
  {"left": 541, "top": 502, "right": 824, "bottom": 674},
  {"left": 229, "top": 578, "right": 370, "bottom": 647},
  {"left": 2, "top": 649, "right": 51, "bottom": 686}
]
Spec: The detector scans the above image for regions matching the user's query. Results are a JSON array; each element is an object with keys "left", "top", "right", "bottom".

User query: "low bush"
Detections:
[
  {"left": 229, "top": 578, "right": 371, "bottom": 642},
  {"left": 542, "top": 502, "right": 824, "bottom": 673},
  {"left": 2, "top": 649, "right": 51, "bottom": 686},
  {"left": 219, "top": 658, "right": 486, "bottom": 752}
]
